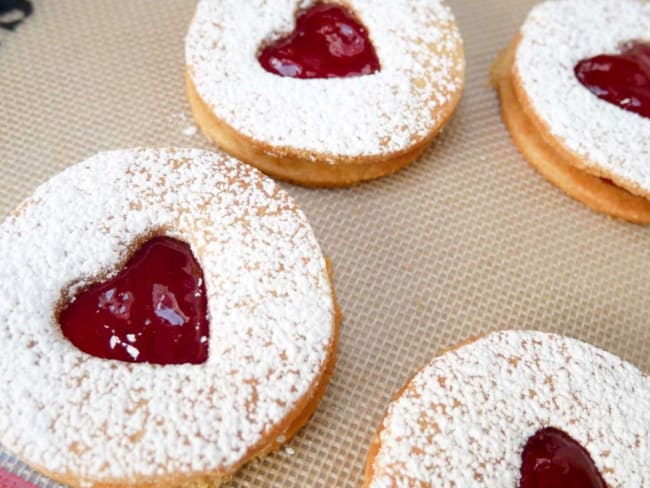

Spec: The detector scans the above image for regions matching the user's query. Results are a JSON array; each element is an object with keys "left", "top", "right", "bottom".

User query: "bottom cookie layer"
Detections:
[
  {"left": 491, "top": 41, "right": 650, "bottom": 224},
  {"left": 186, "top": 72, "right": 434, "bottom": 188}
]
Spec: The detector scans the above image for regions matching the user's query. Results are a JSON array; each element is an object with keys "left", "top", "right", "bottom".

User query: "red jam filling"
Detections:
[
  {"left": 520, "top": 427, "right": 606, "bottom": 488},
  {"left": 575, "top": 41, "right": 650, "bottom": 119},
  {"left": 258, "top": 3, "right": 380, "bottom": 79},
  {"left": 60, "top": 236, "right": 209, "bottom": 365}
]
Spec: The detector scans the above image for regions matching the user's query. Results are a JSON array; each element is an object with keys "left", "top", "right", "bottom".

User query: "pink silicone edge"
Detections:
[{"left": 0, "top": 467, "right": 37, "bottom": 488}]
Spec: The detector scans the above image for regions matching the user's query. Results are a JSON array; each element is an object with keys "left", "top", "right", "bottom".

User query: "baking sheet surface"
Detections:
[{"left": 1, "top": 0, "right": 649, "bottom": 486}]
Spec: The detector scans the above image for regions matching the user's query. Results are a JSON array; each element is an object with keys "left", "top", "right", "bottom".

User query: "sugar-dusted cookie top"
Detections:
[
  {"left": 368, "top": 330, "right": 650, "bottom": 486},
  {"left": 0, "top": 148, "right": 336, "bottom": 485},
  {"left": 514, "top": 0, "right": 650, "bottom": 196},
  {"left": 186, "top": 0, "right": 464, "bottom": 159}
]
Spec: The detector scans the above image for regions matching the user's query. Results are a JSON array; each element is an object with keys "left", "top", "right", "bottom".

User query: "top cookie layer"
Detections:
[
  {"left": 514, "top": 0, "right": 650, "bottom": 196},
  {"left": 368, "top": 330, "right": 650, "bottom": 487},
  {"left": 0, "top": 148, "right": 335, "bottom": 484},
  {"left": 185, "top": 0, "right": 464, "bottom": 160}
]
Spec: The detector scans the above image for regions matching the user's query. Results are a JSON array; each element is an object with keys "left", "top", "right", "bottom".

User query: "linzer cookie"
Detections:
[
  {"left": 365, "top": 330, "right": 650, "bottom": 486},
  {"left": 491, "top": 0, "right": 650, "bottom": 223},
  {"left": 0, "top": 148, "right": 340, "bottom": 487},
  {"left": 185, "top": 0, "right": 465, "bottom": 187}
]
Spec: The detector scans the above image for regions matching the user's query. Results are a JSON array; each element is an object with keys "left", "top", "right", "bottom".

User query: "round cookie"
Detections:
[
  {"left": 491, "top": 0, "right": 650, "bottom": 223},
  {"left": 365, "top": 330, "right": 650, "bottom": 486},
  {"left": 0, "top": 148, "right": 340, "bottom": 487},
  {"left": 185, "top": 0, "right": 465, "bottom": 187}
]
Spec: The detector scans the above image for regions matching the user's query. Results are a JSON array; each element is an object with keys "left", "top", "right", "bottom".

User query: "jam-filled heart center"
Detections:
[
  {"left": 59, "top": 236, "right": 209, "bottom": 365},
  {"left": 258, "top": 2, "right": 380, "bottom": 79},
  {"left": 575, "top": 41, "right": 650, "bottom": 119},
  {"left": 519, "top": 427, "right": 606, "bottom": 488}
]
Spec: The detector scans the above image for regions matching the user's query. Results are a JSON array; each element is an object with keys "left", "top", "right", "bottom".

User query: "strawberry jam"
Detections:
[
  {"left": 258, "top": 3, "right": 380, "bottom": 79},
  {"left": 60, "top": 236, "right": 209, "bottom": 365},
  {"left": 520, "top": 427, "right": 606, "bottom": 488},
  {"left": 575, "top": 41, "right": 650, "bottom": 119}
]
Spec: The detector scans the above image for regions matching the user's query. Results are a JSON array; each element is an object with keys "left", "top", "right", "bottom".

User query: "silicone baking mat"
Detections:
[{"left": 1, "top": 0, "right": 649, "bottom": 486}]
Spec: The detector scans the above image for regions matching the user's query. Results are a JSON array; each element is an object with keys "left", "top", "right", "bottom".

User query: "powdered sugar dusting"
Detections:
[
  {"left": 369, "top": 331, "right": 650, "bottom": 487},
  {"left": 182, "top": 124, "right": 198, "bottom": 137},
  {"left": 0, "top": 148, "right": 335, "bottom": 485},
  {"left": 514, "top": 0, "right": 650, "bottom": 195},
  {"left": 185, "top": 0, "right": 464, "bottom": 158}
]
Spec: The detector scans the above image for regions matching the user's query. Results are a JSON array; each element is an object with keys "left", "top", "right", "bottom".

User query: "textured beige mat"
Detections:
[{"left": 1, "top": 0, "right": 649, "bottom": 486}]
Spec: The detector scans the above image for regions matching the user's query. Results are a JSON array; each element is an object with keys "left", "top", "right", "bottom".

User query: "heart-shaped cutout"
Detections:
[
  {"left": 575, "top": 41, "right": 650, "bottom": 119},
  {"left": 60, "top": 236, "right": 209, "bottom": 365},
  {"left": 258, "top": 3, "right": 380, "bottom": 79},
  {"left": 520, "top": 427, "right": 606, "bottom": 488}
]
